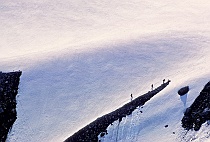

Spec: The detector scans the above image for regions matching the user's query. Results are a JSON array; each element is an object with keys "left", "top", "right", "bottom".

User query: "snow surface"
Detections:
[
  {"left": 101, "top": 77, "right": 210, "bottom": 142},
  {"left": 0, "top": 0, "right": 210, "bottom": 142}
]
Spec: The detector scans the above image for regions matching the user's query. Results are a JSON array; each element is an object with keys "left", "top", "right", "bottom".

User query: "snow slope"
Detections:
[
  {"left": 4, "top": 34, "right": 210, "bottom": 142},
  {"left": 1, "top": 0, "right": 210, "bottom": 61},
  {"left": 0, "top": 0, "right": 210, "bottom": 142},
  {"left": 101, "top": 77, "right": 210, "bottom": 142}
]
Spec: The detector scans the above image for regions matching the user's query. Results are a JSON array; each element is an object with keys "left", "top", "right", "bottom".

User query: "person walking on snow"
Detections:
[
  {"left": 130, "top": 94, "right": 133, "bottom": 101},
  {"left": 151, "top": 84, "right": 154, "bottom": 90}
]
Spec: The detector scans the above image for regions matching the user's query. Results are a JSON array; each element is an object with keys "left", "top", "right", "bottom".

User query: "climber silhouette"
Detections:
[{"left": 130, "top": 94, "right": 133, "bottom": 101}]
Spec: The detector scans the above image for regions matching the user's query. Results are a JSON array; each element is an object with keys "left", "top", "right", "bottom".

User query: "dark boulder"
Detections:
[{"left": 178, "top": 86, "right": 189, "bottom": 96}]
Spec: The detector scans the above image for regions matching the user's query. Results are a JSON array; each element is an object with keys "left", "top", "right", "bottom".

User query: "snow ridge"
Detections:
[{"left": 65, "top": 80, "right": 170, "bottom": 142}]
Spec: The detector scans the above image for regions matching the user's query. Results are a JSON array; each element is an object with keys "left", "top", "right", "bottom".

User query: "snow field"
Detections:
[
  {"left": 1, "top": 0, "right": 210, "bottom": 141},
  {"left": 4, "top": 34, "right": 210, "bottom": 142}
]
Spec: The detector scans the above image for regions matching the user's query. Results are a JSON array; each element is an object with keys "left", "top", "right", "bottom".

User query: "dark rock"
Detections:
[
  {"left": 64, "top": 80, "right": 171, "bottom": 142},
  {"left": 184, "top": 108, "right": 192, "bottom": 115},
  {"left": 165, "top": 125, "right": 168, "bottom": 128},
  {"left": 100, "top": 132, "right": 106, "bottom": 137},
  {"left": 181, "top": 81, "right": 210, "bottom": 131},
  {"left": 178, "top": 86, "right": 189, "bottom": 96},
  {"left": 0, "top": 71, "right": 22, "bottom": 142},
  {"left": 119, "top": 117, "right": 122, "bottom": 123}
]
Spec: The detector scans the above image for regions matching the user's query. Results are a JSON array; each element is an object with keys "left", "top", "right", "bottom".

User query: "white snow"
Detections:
[
  {"left": 0, "top": 0, "right": 210, "bottom": 142},
  {"left": 180, "top": 94, "right": 188, "bottom": 108},
  {"left": 101, "top": 77, "right": 210, "bottom": 142},
  {"left": 1, "top": 0, "right": 210, "bottom": 62}
]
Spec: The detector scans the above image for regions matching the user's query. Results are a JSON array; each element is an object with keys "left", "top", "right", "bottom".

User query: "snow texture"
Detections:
[
  {"left": 0, "top": 0, "right": 210, "bottom": 142},
  {"left": 65, "top": 81, "right": 170, "bottom": 142},
  {"left": 101, "top": 79, "right": 210, "bottom": 142}
]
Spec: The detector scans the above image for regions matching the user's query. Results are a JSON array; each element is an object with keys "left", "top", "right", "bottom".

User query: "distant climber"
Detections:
[
  {"left": 163, "top": 79, "right": 165, "bottom": 84},
  {"left": 130, "top": 94, "right": 133, "bottom": 101},
  {"left": 151, "top": 84, "right": 154, "bottom": 90}
]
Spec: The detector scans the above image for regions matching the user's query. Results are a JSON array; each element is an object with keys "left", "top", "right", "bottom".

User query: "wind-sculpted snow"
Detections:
[
  {"left": 65, "top": 80, "right": 170, "bottom": 142},
  {"left": 2, "top": 0, "right": 210, "bottom": 61},
  {"left": 0, "top": 71, "right": 22, "bottom": 142},
  {"left": 4, "top": 35, "right": 210, "bottom": 142},
  {"left": 1, "top": 0, "right": 210, "bottom": 142}
]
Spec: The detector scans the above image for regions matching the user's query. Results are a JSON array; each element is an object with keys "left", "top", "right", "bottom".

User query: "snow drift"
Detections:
[{"left": 1, "top": 0, "right": 210, "bottom": 142}]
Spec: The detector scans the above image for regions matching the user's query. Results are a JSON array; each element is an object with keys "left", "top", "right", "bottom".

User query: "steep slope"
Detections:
[
  {"left": 102, "top": 78, "right": 210, "bottom": 142},
  {"left": 182, "top": 81, "right": 210, "bottom": 131},
  {"left": 4, "top": 35, "right": 210, "bottom": 142},
  {"left": 2, "top": 35, "right": 210, "bottom": 142},
  {"left": 65, "top": 81, "right": 170, "bottom": 142},
  {"left": 0, "top": 71, "right": 22, "bottom": 142},
  {"left": 1, "top": 1, "right": 210, "bottom": 142}
]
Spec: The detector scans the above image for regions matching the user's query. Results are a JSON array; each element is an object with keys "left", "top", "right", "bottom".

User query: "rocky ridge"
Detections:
[
  {"left": 182, "top": 81, "right": 210, "bottom": 131},
  {"left": 0, "top": 71, "right": 22, "bottom": 142},
  {"left": 65, "top": 80, "right": 171, "bottom": 142}
]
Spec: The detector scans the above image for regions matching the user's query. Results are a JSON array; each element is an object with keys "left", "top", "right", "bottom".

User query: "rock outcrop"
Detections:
[
  {"left": 0, "top": 71, "right": 22, "bottom": 142},
  {"left": 178, "top": 86, "right": 189, "bottom": 96},
  {"left": 182, "top": 81, "right": 210, "bottom": 131},
  {"left": 65, "top": 80, "right": 171, "bottom": 142}
]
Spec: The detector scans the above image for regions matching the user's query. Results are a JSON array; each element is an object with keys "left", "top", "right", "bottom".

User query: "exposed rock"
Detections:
[
  {"left": 178, "top": 86, "right": 189, "bottom": 96},
  {"left": 65, "top": 80, "right": 171, "bottom": 142},
  {"left": 182, "top": 81, "right": 210, "bottom": 131},
  {"left": 0, "top": 71, "right": 22, "bottom": 142}
]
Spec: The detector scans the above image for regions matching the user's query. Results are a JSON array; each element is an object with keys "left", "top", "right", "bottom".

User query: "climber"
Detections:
[{"left": 130, "top": 94, "right": 133, "bottom": 101}]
